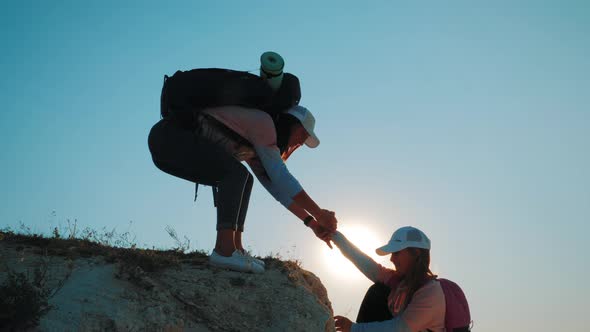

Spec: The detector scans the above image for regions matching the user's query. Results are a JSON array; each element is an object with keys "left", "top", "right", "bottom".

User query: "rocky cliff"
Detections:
[{"left": 0, "top": 231, "right": 335, "bottom": 331}]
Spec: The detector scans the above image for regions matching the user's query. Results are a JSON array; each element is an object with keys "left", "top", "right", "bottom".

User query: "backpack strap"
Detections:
[
  {"left": 194, "top": 183, "right": 199, "bottom": 202},
  {"left": 212, "top": 184, "right": 218, "bottom": 207},
  {"left": 160, "top": 75, "right": 169, "bottom": 119},
  {"left": 193, "top": 183, "right": 219, "bottom": 209}
]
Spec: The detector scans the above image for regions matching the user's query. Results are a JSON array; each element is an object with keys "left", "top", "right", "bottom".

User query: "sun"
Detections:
[{"left": 322, "top": 223, "right": 389, "bottom": 280}]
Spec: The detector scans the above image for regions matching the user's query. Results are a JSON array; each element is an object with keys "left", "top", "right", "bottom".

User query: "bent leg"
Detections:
[
  {"left": 148, "top": 118, "right": 251, "bottom": 232},
  {"left": 236, "top": 172, "right": 253, "bottom": 232},
  {"left": 216, "top": 163, "right": 252, "bottom": 231},
  {"left": 356, "top": 283, "right": 393, "bottom": 323},
  {"left": 234, "top": 173, "right": 253, "bottom": 251}
]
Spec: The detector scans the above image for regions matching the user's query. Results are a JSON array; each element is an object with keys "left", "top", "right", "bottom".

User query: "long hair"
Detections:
[
  {"left": 399, "top": 248, "right": 437, "bottom": 311},
  {"left": 275, "top": 113, "right": 300, "bottom": 156}
]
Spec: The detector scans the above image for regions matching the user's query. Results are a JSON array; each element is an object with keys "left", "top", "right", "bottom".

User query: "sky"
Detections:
[{"left": 1, "top": 1, "right": 589, "bottom": 330}]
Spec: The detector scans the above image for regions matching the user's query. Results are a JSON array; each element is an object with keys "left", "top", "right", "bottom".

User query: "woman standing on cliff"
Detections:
[
  {"left": 148, "top": 104, "right": 336, "bottom": 274},
  {"left": 149, "top": 52, "right": 336, "bottom": 274}
]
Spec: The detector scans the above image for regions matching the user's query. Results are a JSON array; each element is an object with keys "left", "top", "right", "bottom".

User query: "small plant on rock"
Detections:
[{"left": 0, "top": 269, "right": 51, "bottom": 329}]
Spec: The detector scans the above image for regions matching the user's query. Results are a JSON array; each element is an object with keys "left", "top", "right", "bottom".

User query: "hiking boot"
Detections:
[
  {"left": 238, "top": 250, "right": 266, "bottom": 267},
  {"left": 209, "top": 250, "right": 265, "bottom": 274}
]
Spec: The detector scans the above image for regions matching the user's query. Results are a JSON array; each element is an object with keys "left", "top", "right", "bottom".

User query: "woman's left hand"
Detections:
[
  {"left": 309, "top": 220, "right": 334, "bottom": 249},
  {"left": 334, "top": 315, "right": 353, "bottom": 332},
  {"left": 315, "top": 209, "right": 337, "bottom": 232}
]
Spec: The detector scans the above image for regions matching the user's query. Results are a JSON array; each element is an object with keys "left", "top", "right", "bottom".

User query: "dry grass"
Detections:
[
  {"left": 0, "top": 222, "right": 210, "bottom": 273},
  {"left": 0, "top": 221, "right": 313, "bottom": 330},
  {"left": 0, "top": 224, "right": 213, "bottom": 329},
  {"left": 0, "top": 271, "right": 50, "bottom": 329},
  {"left": 1, "top": 224, "right": 299, "bottom": 277},
  {"left": 262, "top": 251, "right": 303, "bottom": 272}
]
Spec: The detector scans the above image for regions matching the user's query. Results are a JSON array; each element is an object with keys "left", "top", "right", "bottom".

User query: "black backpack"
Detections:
[{"left": 160, "top": 68, "right": 301, "bottom": 126}]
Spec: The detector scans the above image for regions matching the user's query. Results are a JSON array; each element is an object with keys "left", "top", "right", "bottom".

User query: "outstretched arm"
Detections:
[
  {"left": 286, "top": 202, "right": 334, "bottom": 248},
  {"left": 331, "top": 231, "right": 385, "bottom": 283},
  {"left": 247, "top": 145, "right": 337, "bottom": 231},
  {"left": 289, "top": 190, "right": 337, "bottom": 232}
]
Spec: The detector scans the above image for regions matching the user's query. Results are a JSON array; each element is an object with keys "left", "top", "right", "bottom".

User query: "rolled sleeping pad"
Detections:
[{"left": 260, "top": 51, "right": 285, "bottom": 91}]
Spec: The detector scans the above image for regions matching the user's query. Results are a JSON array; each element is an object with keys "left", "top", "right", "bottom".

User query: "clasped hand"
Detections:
[
  {"left": 310, "top": 209, "right": 337, "bottom": 248},
  {"left": 316, "top": 209, "right": 337, "bottom": 232}
]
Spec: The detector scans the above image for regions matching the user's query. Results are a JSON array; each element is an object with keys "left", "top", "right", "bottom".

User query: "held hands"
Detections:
[
  {"left": 334, "top": 316, "right": 353, "bottom": 332},
  {"left": 315, "top": 209, "right": 337, "bottom": 232},
  {"left": 309, "top": 219, "right": 334, "bottom": 249},
  {"left": 308, "top": 209, "right": 337, "bottom": 249}
]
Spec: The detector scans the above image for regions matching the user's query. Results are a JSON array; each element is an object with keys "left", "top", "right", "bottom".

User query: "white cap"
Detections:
[
  {"left": 376, "top": 226, "right": 431, "bottom": 256},
  {"left": 286, "top": 105, "right": 320, "bottom": 148}
]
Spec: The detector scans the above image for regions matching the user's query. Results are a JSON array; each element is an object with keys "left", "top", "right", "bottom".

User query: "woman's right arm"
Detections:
[
  {"left": 331, "top": 231, "right": 386, "bottom": 283},
  {"left": 289, "top": 190, "right": 336, "bottom": 231},
  {"left": 251, "top": 165, "right": 336, "bottom": 240},
  {"left": 248, "top": 145, "right": 336, "bottom": 231}
]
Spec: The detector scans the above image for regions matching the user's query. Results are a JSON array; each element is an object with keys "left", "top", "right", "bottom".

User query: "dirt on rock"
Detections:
[{"left": 0, "top": 232, "right": 335, "bottom": 332}]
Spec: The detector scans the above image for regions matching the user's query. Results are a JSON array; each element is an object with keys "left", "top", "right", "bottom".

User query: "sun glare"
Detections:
[{"left": 322, "top": 223, "right": 389, "bottom": 280}]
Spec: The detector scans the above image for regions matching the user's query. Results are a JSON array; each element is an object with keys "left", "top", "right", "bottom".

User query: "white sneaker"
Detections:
[
  {"left": 238, "top": 250, "right": 265, "bottom": 267},
  {"left": 209, "top": 250, "right": 265, "bottom": 274}
]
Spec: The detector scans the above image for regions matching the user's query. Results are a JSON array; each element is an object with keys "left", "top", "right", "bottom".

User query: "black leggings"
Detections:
[
  {"left": 148, "top": 119, "right": 253, "bottom": 232},
  {"left": 356, "top": 283, "right": 393, "bottom": 323}
]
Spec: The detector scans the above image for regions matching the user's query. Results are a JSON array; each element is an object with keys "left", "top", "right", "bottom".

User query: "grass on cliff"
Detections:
[
  {"left": 0, "top": 222, "right": 208, "bottom": 329},
  {"left": 0, "top": 268, "right": 51, "bottom": 330},
  {"left": 0, "top": 221, "right": 306, "bottom": 329},
  {"left": 0, "top": 222, "right": 211, "bottom": 272},
  {"left": 1, "top": 221, "right": 302, "bottom": 275}
]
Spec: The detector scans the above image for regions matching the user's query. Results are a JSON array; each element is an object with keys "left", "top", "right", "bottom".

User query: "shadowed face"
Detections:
[
  {"left": 281, "top": 122, "right": 309, "bottom": 161},
  {"left": 390, "top": 248, "right": 416, "bottom": 276}
]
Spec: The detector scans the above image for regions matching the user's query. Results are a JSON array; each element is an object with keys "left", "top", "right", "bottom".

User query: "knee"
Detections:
[
  {"left": 237, "top": 167, "right": 254, "bottom": 193},
  {"left": 217, "top": 163, "right": 252, "bottom": 190},
  {"left": 229, "top": 163, "right": 252, "bottom": 182},
  {"left": 366, "top": 283, "right": 390, "bottom": 298}
]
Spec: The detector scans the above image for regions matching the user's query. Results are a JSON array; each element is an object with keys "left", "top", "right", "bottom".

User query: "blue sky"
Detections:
[{"left": 1, "top": 1, "right": 589, "bottom": 331}]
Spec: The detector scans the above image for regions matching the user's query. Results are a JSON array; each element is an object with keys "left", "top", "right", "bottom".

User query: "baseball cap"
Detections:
[
  {"left": 376, "top": 226, "right": 431, "bottom": 256},
  {"left": 286, "top": 105, "right": 320, "bottom": 148}
]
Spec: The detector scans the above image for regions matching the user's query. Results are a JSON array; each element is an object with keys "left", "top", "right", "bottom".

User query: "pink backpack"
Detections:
[{"left": 438, "top": 278, "right": 471, "bottom": 332}]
